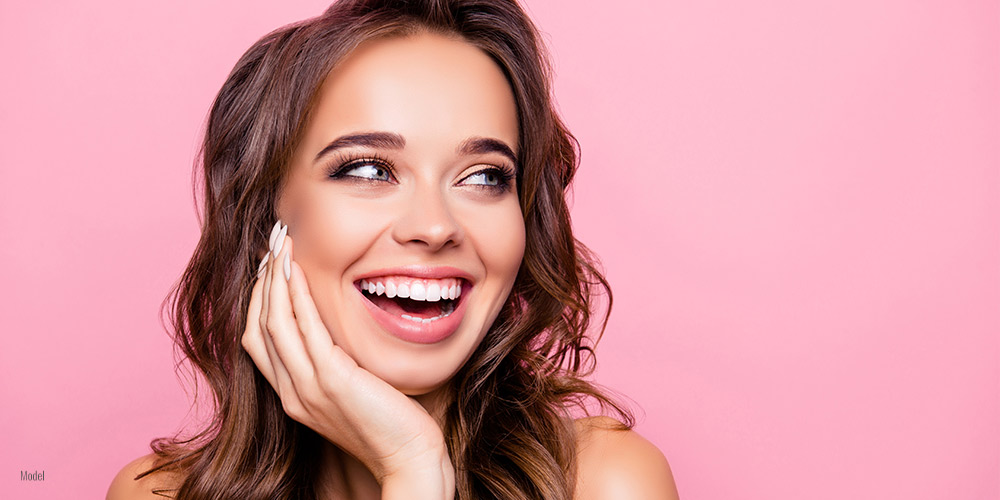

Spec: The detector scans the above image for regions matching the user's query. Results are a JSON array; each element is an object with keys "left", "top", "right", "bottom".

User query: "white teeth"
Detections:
[{"left": 360, "top": 277, "right": 465, "bottom": 301}]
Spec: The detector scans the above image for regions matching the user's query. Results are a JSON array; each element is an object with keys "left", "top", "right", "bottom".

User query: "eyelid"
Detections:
[
  {"left": 460, "top": 155, "right": 516, "bottom": 175},
  {"left": 459, "top": 164, "right": 513, "bottom": 180},
  {"left": 325, "top": 152, "right": 397, "bottom": 182},
  {"left": 326, "top": 152, "right": 516, "bottom": 193},
  {"left": 457, "top": 164, "right": 517, "bottom": 193}
]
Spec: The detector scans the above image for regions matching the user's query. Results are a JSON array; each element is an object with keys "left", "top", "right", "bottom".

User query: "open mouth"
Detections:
[{"left": 356, "top": 278, "right": 468, "bottom": 324}]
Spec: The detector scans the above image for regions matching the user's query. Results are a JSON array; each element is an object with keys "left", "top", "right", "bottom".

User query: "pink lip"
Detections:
[
  {"left": 354, "top": 265, "right": 475, "bottom": 283},
  {"left": 356, "top": 277, "right": 472, "bottom": 344}
]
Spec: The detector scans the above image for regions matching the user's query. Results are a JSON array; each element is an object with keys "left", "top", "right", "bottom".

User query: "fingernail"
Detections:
[
  {"left": 272, "top": 224, "right": 288, "bottom": 258},
  {"left": 282, "top": 252, "right": 291, "bottom": 281},
  {"left": 268, "top": 220, "right": 283, "bottom": 252},
  {"left": 256, "top": 253, "right": 269, "bottom": 279}
]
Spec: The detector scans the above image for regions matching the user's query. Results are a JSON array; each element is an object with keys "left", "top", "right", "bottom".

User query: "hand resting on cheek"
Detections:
[{"left": 241, "top": 221, "right": 455, "bottom": 498}]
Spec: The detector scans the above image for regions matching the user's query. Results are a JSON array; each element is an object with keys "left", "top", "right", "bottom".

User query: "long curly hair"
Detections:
[{"left": 140, "top": 0, "right": 633, "bottom": 498}]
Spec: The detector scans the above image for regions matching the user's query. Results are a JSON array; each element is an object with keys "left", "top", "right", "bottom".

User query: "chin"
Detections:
[
  {"left": 359, "top": 348, "right": 462, "bottom": 396},
  {"left": 395, "top": 383, "right": 446, "bottom": 397}
]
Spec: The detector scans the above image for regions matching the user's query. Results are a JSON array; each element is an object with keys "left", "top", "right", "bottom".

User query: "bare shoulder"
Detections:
[
  {"left": 573, "top": 416, "right": 680, "bottom": 500},
  {"left": 107, "top": 453, "right": 185, "bottom": 500}
]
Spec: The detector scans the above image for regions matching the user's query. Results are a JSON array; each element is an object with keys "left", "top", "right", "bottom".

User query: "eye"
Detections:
[
  {"left": 344, "top": 162, "right": 392, "bottom": 181},
  {"left": 464, "top": 170, "right": 501, "bottom": 186},
  {"left": 327, "top": 157, "right": 396, "bottom": 183},
  {"left": 459, "top": 166, "right": 516, "bottom": 193}
]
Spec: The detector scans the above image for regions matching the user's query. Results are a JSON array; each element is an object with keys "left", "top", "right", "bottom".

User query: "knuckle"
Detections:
[
  {"left": 298, "top": 389, "right": 320, "bottom": 410},
  {"left": 331, "top": 346, "right": 358, "bottom": 370},
  {"left": 281, "top": 398, "right": 304, "bottom": 421},
  {"left": 318, "top": 379, "right": 342, "bottom": 401}
]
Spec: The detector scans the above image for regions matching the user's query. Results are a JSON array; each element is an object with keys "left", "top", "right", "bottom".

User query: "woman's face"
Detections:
[{"left": 277, "top": 32, "right": 524, "bottom": 397}]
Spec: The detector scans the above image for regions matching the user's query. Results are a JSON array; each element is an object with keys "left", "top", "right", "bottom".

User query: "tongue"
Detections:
[{"left": 368, "top": 295, "right": 446, "bottom": 319}]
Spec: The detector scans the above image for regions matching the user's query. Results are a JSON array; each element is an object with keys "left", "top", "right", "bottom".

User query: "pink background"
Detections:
[{"left": 1, "top": 0, "right": 997, "bottom": 498}]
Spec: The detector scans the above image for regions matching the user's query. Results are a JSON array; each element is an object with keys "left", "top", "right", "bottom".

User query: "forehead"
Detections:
[{"left": 307, "top": 31, "right": 520, "bottom": 155}]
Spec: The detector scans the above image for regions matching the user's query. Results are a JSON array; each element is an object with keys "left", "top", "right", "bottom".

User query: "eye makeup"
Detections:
[
  {"left": 325, "top": 152, "right": 396, "bottom": 183},
  {"left": 324, "top": 151, "right": 517, "bottom": 195}
]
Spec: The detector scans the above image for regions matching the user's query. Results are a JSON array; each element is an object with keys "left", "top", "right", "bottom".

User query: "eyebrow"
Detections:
[
  {"left": 314, "top": 132, "right": 406, "bottom": 161},
  {"left": 314, "top": 131, "right": 519, "bottom": 169},
  {"left": 456, "top": 137, "right": 518, "bottom": 169}
]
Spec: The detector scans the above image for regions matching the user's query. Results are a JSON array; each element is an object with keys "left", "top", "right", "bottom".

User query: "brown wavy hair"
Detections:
[{"left": 140, "top": 0, "right": 634, "bottom": 498}]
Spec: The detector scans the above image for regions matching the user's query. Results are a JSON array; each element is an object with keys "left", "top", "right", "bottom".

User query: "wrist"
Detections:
[
  {"left": 380, "top": 448, "right": 455, "bottom": 500},
  {"left": 375, "top": 434, "right": 448, "bottom": 481}
]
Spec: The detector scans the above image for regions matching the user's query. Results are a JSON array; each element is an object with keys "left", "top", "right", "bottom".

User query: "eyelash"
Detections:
[{"left": 325, "top": 152, "right": 516, "bottom": 194}]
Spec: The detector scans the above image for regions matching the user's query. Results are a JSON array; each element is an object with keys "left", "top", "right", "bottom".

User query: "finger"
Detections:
[
  {"left": 242, "top": 263, "right": 277, "bottom": 388},
  {"left": 260, "top": 239, "right": 296, "bottom": 399},
  {"left": 285, "top": 258, "right": 354, "bottom": 381},
  {"left": 265, "top": 233, "right": 317, "bottom": 389}
]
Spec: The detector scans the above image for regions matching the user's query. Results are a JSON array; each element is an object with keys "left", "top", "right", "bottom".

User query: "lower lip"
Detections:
[{"left": 357, "top": 282, "right": 471, "bottom": 344}]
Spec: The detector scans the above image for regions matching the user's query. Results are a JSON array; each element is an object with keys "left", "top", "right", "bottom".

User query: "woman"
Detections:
[{"left": 108, "top": 0, "right": 678, "bottom": 498}]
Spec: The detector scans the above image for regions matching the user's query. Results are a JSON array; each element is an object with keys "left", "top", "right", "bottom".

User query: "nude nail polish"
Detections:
[
  {"left": 272, "top": 224, "right": 288, "bottom": 258},
  {"left": 268, "top": 220, "right": 283, "bottom": 252},
  {"left": 283, "top": 252, "right": 291, "bottom": 281}
]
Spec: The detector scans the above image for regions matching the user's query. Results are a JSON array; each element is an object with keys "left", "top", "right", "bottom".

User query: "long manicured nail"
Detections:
[
  {"left": 268, "top": 220, "right": 283, "bottom": 252},
  {"left": 282, "top": 252, "right": 291, "bottom": 281},
  {"left": 256, "top": 253, "right": 269, "bottom": 279},
  {"left": 272, "top": 224, "right": 288, "bottom": 258}
]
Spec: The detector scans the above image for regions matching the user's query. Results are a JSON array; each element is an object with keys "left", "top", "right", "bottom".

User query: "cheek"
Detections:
[
  {"left": 290, "top": 194, "right": 390, "bottom": 271},
  {"left": 287, "top": 193, "right": 394, "bottom": 350},
  {"left": 468, "top": 201, "right": 526, "bottom": 280}
]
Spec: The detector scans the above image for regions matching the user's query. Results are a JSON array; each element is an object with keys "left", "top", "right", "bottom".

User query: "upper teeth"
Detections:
[{"left": 360, "top": 277, "right": 463, "bottom": 302}]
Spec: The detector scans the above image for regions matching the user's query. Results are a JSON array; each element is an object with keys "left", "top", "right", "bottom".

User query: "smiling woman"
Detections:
[
  {"left": 275, "top": 33, "right": 526, "bottom": 399},
  {"left": 106, "top": 1, "right": 677, "bottom": 499}
]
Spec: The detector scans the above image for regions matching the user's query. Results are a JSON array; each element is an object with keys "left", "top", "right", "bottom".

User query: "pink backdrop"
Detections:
[{"left": 1, "top": 1, "right": 997, "bottom": 498}]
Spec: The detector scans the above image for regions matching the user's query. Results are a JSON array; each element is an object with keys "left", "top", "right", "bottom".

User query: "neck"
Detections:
[
  {"left": 317, "top": 443, "right": 381, "bottom": 500},
  {"left": 413, "top": 383, "right": 452, "bottom": 429}
]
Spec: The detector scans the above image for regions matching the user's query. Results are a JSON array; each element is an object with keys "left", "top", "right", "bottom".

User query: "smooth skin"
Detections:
[
  {"left": 108, "top": 31, "right": 678, "bottom": 500},
  {"left": 274, "top": 28, "right": 526, "bottom": 407}
]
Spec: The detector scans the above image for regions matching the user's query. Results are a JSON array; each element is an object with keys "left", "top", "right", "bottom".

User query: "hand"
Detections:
[{"left": 241, "top": 223, "right": 455, "bottom": 493}]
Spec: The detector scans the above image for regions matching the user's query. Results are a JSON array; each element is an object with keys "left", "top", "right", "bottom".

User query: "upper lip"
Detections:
[{"left": 354, "top": 265, "right": 475, "bottom": 284}]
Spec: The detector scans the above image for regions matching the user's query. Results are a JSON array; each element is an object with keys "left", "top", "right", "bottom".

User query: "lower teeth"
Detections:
[{"left": 400, "top": 301, "right": 456, "bottom": 324}]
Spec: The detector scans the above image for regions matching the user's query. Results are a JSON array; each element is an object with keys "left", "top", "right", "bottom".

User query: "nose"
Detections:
[{"left": 391, "top": 184, "right": 464, "bottom": 252}]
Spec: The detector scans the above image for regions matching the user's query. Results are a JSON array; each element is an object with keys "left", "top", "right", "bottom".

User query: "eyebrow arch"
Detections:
[
  {"left": 457, "top": 137, "right": 519, "bottom": 170},
  {"left": 314, "top": 132, "right": 406, "bottom": 162},
  {"left": 314, "top": 131, "right": 519, "bottom": 170}
]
